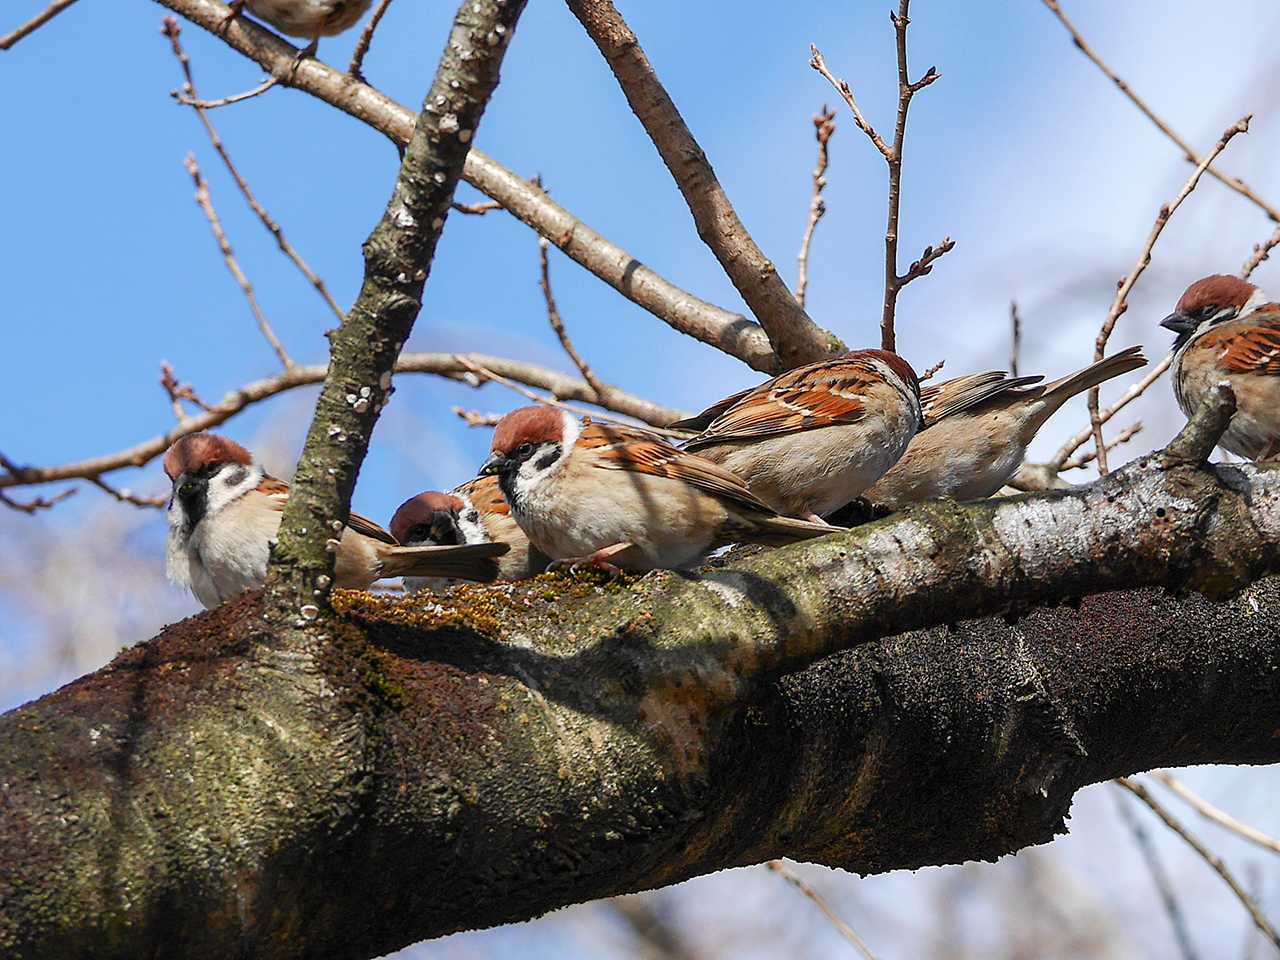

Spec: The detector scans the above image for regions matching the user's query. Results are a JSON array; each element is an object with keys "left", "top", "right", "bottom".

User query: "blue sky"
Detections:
[{"left": 4, "top": 2, "right": 1280, "bottom": 957}]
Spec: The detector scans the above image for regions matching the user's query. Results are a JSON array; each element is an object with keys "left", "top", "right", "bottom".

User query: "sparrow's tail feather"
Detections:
[
  {"left": 747, "top": 514, "right": 842, "bottom": 545},
  {"left": 381, "top": 541, "right": 510, "bottom": 582},
  {"left": 1037, "top": 345, "right": 1147, "bottom": 410}
]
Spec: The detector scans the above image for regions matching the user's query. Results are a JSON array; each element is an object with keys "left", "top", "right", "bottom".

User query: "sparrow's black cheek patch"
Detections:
[
  {"left": 223, "top": 466, "right": 248, "bottom": 487},
  {"left": 533, "top": 444, "right": 561, "bottom": 471}
]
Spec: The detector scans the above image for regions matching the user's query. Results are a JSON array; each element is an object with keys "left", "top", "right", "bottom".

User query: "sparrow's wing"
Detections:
[
  {"left": 921, "top": 372, "right": 1044, "bottom": 426},
  {"left": 256, "top": 471, "right": 396, "bottom": 545},
  {"left": 668, "top": 384, "right": 757, "bottom": 432},
  {"left": 456, "top": 474, "right": 511, "bottom": 517},
  {"left": 582, "top": 422, "right": 777, "bottom": 515},
  {"left": 682, "top": 357, "right": 884, "bottom": 448},
  {"left": 256, "top": 475, "right": 291, "bottom": 508},
  {"left": 1211, "top": 307, "right": 1280, "bottom": 376}
]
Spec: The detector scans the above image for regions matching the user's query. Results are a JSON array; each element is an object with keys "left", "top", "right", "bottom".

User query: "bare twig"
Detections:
[
  {"left": 163, "top": 19, "right": 346, "bottom": 326},
  {"left": 85, "top": 476, "right": 167, "bottom": 510},
  {"left": 451, "top": 199, "right": 504, "bottom": 215},
  {"left": 0, "top": 487, "right": 77, "bottom": 515},
  {"left": 1087, "top": 117, "right": 1250, "bottom": 475},
  {"left": 159, "top": 361, "right": 213, "bottom": 424},
  {"left": 183, "top": 154, "right": 295, "bottom": 369},
  {"left": 1009, "top": 301, "right": 1022, "bottom": 377},
  {"left": 1050, "top": 352, "right": 1173, "bottom": 469},
  {"left": 1116, "top": 778, "right": 1280, "bottom": 951},
  {"left": 609, "top": 896, "right": 700, "bottom": 960},
  {"left": 919, "top": 359, "right": 945, "bottom": 382},
  {"left": 565, "top": 0, "right": 842, "bottom": 370},
  {"left": 451, "top": 407, "right": 503, "bottom": 428},
  {"left": 152, "top": 0, "right": 780, "bottom": 373},
  {"left": 1242, "top": 225, "right": 1280, "bottom": 280},
  {"left": 347, "top": 0, "right": 394, "bottom": 81},
  {"left": 810, "top": 0, "right": 949, "bottom": 353},
  {"left": 1112, "top": 784, "right": 1201, "bottom": 960},
  {"left": 539, "top": 237, "right": 607, "bottom": 398},
  {"left": 766, "top": 861, "right": 878, "bottom": 959},
  {"left": 1059, "top": 422, "right": 1143, "bottom": 471},
  {"left": 796, "top": 105, "right": 836, "bottom": 309},
  {"left": 1152, "top": 771, "right": 1280, "bottom": 857},
  {"left": 452, "top": 355, "right": 691, "bottom": 439},
  {"left": 173, "top": 75, "right": 279, "bottom": 109},
  {"left": 0, "top": 353, "right": 686, "bottom": 497},
  {"left": 1041, "top": 0, "right": 1280, "bottom": 224},
  {"left": 0, "top": 0, "right": 78, "bottom": 51}
]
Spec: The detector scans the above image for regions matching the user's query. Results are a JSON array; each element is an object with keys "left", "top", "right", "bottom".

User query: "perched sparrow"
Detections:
[
  {"left": 164, "top": 432, "right": 507, "bottom": 610},
  {"left": 673, "top": 349, "right": 922, "bottom": 520},
  {"left": 1162, "top": 274, "right": 1280, "bottom": 461},
  {"left": 865, "top": 345, "right": 1148, "bottom": 509},
  {"left": 478, "top": 406, "right": 836, "bottom": 573},
  {"left": 224, "top": 0, "right": 372, "bottom": 52},
  {"left": 390, "top": 475, "right": 548, "bottom": 593}
]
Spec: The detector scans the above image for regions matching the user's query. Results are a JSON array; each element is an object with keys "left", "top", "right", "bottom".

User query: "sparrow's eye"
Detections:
[
  {"left": 517, "top": 442, "right": 534, "bottom": 459},
  {"left": 1201, "top": 304, "right": 1219, "bottom": 318}
]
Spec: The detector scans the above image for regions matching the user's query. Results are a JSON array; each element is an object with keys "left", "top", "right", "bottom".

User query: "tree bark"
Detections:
[
  {"left": 264, "top": 0, "right": 527, "bottom": 615},
  {"left": 3, "top": 444, "right": 1279, "bottom": 959}
]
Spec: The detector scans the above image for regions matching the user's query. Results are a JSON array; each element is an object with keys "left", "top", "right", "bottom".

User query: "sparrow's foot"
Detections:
[
  {"left": 217, "top": 0, "right": 246, "bottom": 35},
  {"left": 287, "top": 38, "right": 320, "bottom": 80},
  {"left": 549, "top": 542, "right": 634, "bottom": 581}
]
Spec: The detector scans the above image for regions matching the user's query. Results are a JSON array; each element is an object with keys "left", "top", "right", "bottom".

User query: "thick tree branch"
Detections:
[
  {"left": 3, "top": 439, "right": 1280, "bottom": 956},
  {"left": 564, "top": 0, "right": 843, "bottom": 369},
  {"left": 151, "top": 0, "right": 780, "bottom": 372}
]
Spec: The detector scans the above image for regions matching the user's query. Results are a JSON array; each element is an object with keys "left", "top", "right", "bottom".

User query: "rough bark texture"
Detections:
[
  {"left": 151, "top": 0, "right": 782, "bottom": 373},
  {"left": 2, "top": 449, "right": 1279, "bottom": 959},
  {"left": 265, "top": 0, "right": 527, "bottom": 614},
  {"left": 564, "top": 0, "right": 845, "bottom": 369}
]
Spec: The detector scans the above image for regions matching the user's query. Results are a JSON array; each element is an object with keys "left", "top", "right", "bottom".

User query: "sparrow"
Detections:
[
  {"left": 223, "top": 0, "right": 372, "bottom": 56},
  {"left": 478, "top": 406, "right": 837, "bottom": 573},
  {"left": 164, "top": 432, "right": 508, "bottom": 610},
  {"left": 1162, "top": 274, "right": 1280, "bottom": 461},
  {"left": 865, "top": 345, "right": 1148, "bottom": 509},
  {"left": 390, "top": 474, "right": 548, "bottom": 593},
  {"left": 672, "top": 349, "right": 923, "bottom": 520}
]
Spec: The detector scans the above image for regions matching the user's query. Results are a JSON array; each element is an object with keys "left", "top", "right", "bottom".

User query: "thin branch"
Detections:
[
  {"left": 810, "top": 0, "right": 948, "bottom": 354},
  {"left": 183, "top": 153, "right": 295, "bottom": 369},
  {"left": 152, "top": 0, "right": 780, "bottom": 374},
  {"left": 1115, "top": 778, "right": 1280, "bottom": 952},
  {"left": 1059, "top": 421, "right": 1143, "bottom": 471},
  {"left": 163, "top": 18, "right": 346, "bottom": 326},
  {"left": 1242, "top": 224, "right": 1280, "bottom": 280},
  {"left": 1009, "top": 301, "right": 1022, "bottom": 377},
  {"left": 0, "top": 353, "right": 685, "bottom": 495},
  {"left": 564, "top": 0, "right": 842, "bottom": 370},
  {"left": 347, "top": 0, "right": 394, "bottom": 81},
  {"left": 539, "top": 236, "right": 607, "bottom": 398},
  {"left": 1041, "top": 0, "right": 1280, "bottom": 224},
  {"left": 452, "top": 355, "right": 691, "bottom": 439},
  {"left": 919, "top": 358, "right": 945, "bottom": 382},
  {"left": 1087, "top": 117, "right": 1250, "bottom": 475},
  {"left": 0, "top": 487, "right": 76, "bottom": 515},
  {"left": 451, "top": 407, "right": 502, "bottom": 428},
  {"left": 796, "top": 105, "right": 836, "bottom": 309},
  {"left": 450, "top": 199, "right": 503, "bottom": 215},
  {"left": 0, "top": 0, "right": 78, "bottom": 51},
  {"left": 609, "top": 897, "right": 700, "bottom": 960},
  {"left": 766, "top": 861, "right": 878, "bottom": 960},
  {"left": 1111, "top": 785, "right": 1201, "bottom": 960},
  {"left": 85, "top": 476, "right": 167, "bottom": 510},
  {"left": 159, "top": 361, "right": 213, "bottom": 424},
  {"left": 1151, "top": 771, "right": 1280, "bottom": 857},
  {"left": 173, "top": 75, "right": 279, "bottom": 109},
  {"left": 1050, "top": 352, "right": 1173, "bottom": 469}
]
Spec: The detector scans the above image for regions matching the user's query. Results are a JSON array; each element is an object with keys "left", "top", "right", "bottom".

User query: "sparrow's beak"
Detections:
[
  {"left": 479, "top": 452, "right": 507, "bottom": 476},
  {"left": 1160, "top": 312, "right": 1196, "bottom": 335}
]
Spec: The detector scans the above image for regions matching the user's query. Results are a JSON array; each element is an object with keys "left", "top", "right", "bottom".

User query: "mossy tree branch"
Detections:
[
  {"left": 3, "top": 442, "right": 1280, "bottom": 958},
  {"left": 264, "top": 0, "right": 528, "bottom": 616}
]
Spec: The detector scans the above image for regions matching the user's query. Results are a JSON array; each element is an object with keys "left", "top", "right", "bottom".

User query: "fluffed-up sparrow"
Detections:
[
  {"left": 865, "top": 345, "right": 1147, "bottom": 509},
  {"left": 478, "top": 406, "right": 836, "bottom": 573},
  {"left": 164, "top": 432, "right": 508, "bottom": 610},
  {"left": 390, "top": 474, "right": 548, "bottom": 593},
  {"left": 1162, "top": 274, "right": 1280, "bottom": 461},
  {"left": 673, "top": 349, "right": 922, "bottom": 520}
]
